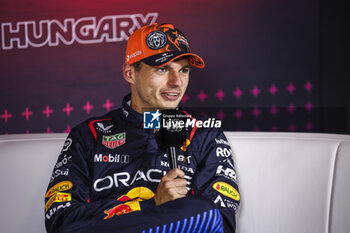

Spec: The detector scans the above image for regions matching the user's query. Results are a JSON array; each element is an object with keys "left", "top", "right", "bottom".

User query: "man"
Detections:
[{"left": 45, "top": 23, "right": 240, "bottom": 233}]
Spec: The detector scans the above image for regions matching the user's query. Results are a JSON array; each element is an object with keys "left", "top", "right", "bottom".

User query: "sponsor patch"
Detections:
[
  {"left": 62, "top": 138, "right": 72, "bottom": 152},
  {"left": 45, "top": 192, "right": 71, "bottom": 211},
  {"left": 94, "top": 154, "right": 130, "bottom": 164},
  {"left": 155, "top": 53, "right": 174, "bottom": 63},
  {"left": 50, "top": 168, "right": 69, "bottom": 183},
  {"left": 146, "top": 31, "right": 167, "bottom": 50},
  {"left": 96, "top": 122, "right": 114, "bottom": 133},
  {"left": 224, "top": 199, "right": 240, "bottom": 211},
  {"left": 104, "top": 187, "right": 155, "bottom": 219},
  {"left": 160, "top": 160, "right": 194, "bottom": 174},
  {"left": 102, "top": 133, "right": 126, "bottom": 149},
  {"left": 181, "top": 139, "right": 191, "bottom": 152},
  {"left": 176, "top": 34, "right": 189, "bottom": 47},
  {"left": 214, "top": 195, "right": 239, "bottom": 211},
  {"left": 46, "top": 202, "right": 71, "bottom": 220},
  {"left": 45, "top": 181, "right": 73, "bottom": 198},
  {"left": 214, "top": 194, "right": 226, "bottom": 207},
  {"left": 117, "top": 186, "right": 155, "bottom": 202},
  {"left": 216, "top": 147, "right": 233, "bottom": 158},
  {"left": 126, "top": 50, "right": 142, "bottom": 62},
  {"left": 93, "top": 169, "right": 165, "bottom": 192},
  {"left": 215, "top": 138, "right": 230, "bottom": 146},
  {"left": 122, "top": 108, "right": 129, "bottom": 117},
  {"left": 212, "top": 182, "right": 240, "bottom": 201},
  {"left": 216, "top": 165, "right": 236, "bottom": 182},
  {"left": 54, "top": 154, "right": 72, "bottom": 169}
]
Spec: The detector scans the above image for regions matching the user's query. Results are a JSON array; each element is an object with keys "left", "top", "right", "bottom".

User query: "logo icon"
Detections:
[
  {"left": 212, "top": 182, "right": 240, "bottom": 201},
  {"left": 97, "top": 122, "right": 114, "bottom": 131},
  {"left": 62, "top": 138, "right": 72, "bottom": 152},
  {"left": 214, "top": 195, "right": 226, "bottom": 208},
  {"left": 104, "top": 187, "right": 155, "bottom": 219},
  {"left": 216, "top": 165, "right": 236, "bottom": 181},
  {"left": 45, "top": 192, "right": 72, "bottom": 211},
  {"left": 45, "top": 181, "right": 73, "bottom": 198},
  {"left": 146, "top": 31, "right": 167, "bottom": 50},
  {"left": 102, "top": 133, "right": 126, "bottom": 149},
  {"left": 143, "top": 110, "right": 161, "bottom": 129},
  {"left": 94, "top": 154, "right": 130, "bottom": 164}
]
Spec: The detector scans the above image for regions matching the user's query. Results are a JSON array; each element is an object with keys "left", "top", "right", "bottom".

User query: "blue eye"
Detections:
[
  {"left": 157, "top": 68, "right": 166, "bottom": 72},
  {"left": 180, "top": 68, "right": 190, "bottom": 74}
]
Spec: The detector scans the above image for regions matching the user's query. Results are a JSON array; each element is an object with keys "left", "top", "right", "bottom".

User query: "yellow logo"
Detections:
[
  {"left": 181, "top": 139, "right": 191, "bottom": 151},
  {"left": 104, "top": 187, "right": 155, "bottom": 219},
  {"left": 45, "top": 181, "right": 73, "bottom": 198},
  {"left": 45, "top": 192, "right": 72, "bottom": 211},
  {"left": 212, "top": 182, "right": 240, "bottom": 201}
]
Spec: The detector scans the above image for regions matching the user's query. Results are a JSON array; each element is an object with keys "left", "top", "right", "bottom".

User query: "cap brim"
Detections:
[{"left": 141, "top": 51, "right": 205, "bottom": 69}]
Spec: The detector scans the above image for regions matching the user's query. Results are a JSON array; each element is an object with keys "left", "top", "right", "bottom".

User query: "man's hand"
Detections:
[{"left": 154, "top": 168, "right": 188, "bottom": 206}]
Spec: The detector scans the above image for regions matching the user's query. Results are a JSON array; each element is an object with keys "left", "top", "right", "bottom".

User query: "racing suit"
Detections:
[{"left": 45, "top": 94, "right": 240, "bottom": 233}]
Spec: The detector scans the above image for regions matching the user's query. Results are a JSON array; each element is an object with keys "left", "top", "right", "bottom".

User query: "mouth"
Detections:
[{"left": 160, "top": 92, "right": 181, "bottom": 101}]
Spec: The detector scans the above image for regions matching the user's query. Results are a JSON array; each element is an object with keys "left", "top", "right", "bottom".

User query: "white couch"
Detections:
[{"left": 0, "top": 132, "right": 349, "bottom": 233}]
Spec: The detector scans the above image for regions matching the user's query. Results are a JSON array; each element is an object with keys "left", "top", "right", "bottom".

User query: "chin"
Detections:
[{"left": 160, "top": 102, "right": 179, "bottom": 109}]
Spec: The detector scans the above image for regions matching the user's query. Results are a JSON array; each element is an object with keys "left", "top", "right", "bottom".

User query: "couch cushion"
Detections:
[
  {"left": 0, "top": 134, "right": 67, "bottom": 233},
  {"left": 225, "top": 132, "right": 350, "bottom": 233},
  {"left": 0, "top": 132, "right": 349, "bottom": 233}
]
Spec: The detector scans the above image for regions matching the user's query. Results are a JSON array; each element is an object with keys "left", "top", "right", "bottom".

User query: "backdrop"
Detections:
[{"left": 0, "top": 0, "right": 321, "bottom": 134}]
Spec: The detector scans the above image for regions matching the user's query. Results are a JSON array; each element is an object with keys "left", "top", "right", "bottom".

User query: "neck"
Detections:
[{"left": 129, "top": 94, "right": 144, "bottom": 114}]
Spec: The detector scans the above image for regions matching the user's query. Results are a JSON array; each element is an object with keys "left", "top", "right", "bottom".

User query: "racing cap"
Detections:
[{"left": 125, "top": 23, "right": 205, "bottom": 68}]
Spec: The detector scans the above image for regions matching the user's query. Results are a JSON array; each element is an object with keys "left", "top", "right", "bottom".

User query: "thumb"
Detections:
[{"left": 167, "top": 168, "right": 184, "bottom": 179}]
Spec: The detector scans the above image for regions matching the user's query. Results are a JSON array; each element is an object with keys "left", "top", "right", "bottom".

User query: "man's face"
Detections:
[{"left": 127, "top": 58, "right": 190, "bottom": 113}]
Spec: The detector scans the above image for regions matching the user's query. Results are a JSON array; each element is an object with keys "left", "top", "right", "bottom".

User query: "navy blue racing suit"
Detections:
[{"left": 44, "top": 94, "right": 240, "bottom": 233}]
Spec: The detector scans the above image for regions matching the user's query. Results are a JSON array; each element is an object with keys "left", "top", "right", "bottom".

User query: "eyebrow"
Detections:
[{"left": 159, "top": 64, "right": 190, "bottom": 69}]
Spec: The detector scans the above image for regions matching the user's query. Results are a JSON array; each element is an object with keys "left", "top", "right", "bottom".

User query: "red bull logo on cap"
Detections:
[{"left": 104, "top": 187, "right": 155, "bottom": 219}]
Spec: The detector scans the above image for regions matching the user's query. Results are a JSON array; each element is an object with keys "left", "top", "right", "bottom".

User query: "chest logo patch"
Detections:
[{"left": 102, "top": 132, "right": 126, "bottom": 149}]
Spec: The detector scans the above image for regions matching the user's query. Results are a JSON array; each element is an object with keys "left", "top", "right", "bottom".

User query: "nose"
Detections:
[{"left": 167, "top": 71, "right": 182, "bottom": 87}]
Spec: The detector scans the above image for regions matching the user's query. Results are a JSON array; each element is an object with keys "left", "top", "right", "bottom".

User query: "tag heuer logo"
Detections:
[{"left": 102, "top": 133, "right": 126, "bottom": 149}]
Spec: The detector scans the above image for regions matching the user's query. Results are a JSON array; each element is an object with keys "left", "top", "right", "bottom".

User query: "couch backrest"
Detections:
[
  {"left": 226, "top": 132, "right": 350, "bottom": 233},
  {"left": 0, "top": 134, "right": 66, "bottom": 233},
  {"left": 0, "top": 132, "right": 349, "bottom": 233}
]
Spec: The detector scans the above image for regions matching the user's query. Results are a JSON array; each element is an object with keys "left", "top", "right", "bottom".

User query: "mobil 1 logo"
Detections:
[{"left": 94, "top": 154, "right": 130, "bottom": 164}]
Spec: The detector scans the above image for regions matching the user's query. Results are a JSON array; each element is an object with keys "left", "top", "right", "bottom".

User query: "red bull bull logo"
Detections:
[{"left": 104, "top": 187, "right": 155, "bottom": 219}]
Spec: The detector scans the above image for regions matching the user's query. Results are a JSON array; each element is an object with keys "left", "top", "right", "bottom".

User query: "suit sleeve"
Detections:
[
  {"left": 44, "top": 126, "right": 129, "bottom": 233},
  {"left": 191, "top": 128, "right": 240, "bottom": 233}
]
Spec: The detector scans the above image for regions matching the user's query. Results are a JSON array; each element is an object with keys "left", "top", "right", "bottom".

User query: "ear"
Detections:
[{"left": 123, "top": 63, "right": 135, "bottom": 85}]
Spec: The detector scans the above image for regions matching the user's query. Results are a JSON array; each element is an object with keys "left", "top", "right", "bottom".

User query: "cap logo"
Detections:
[{"left": 146, "top": 31, "right": 167, "bottom": 50}]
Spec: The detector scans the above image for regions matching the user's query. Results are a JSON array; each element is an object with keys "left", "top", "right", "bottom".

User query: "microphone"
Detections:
[{"left": 155, "top": 109, "right": 187, "bottom": 169}]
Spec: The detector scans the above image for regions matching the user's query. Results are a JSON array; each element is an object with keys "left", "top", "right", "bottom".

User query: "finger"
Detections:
[
  {"left": 173, "top": 168, "right": 185, "bottom": 178},
  {"left": 168, "top": 186, "right": 188, "bottom": 198},
  {"left": 162, "top": 178, "right": 186, "bottom": 190},
  {"left": 176, "top": 187, "right": 188, "bottom": 196},
  {"left": 174, "top": 179, "right": 187, "bottom": 187},
  {"left": 173, "top": 185, "right": 188, "bottom": 196},
  {"left": 163, "top": 168, "right": 184, "bottom": 181}
]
